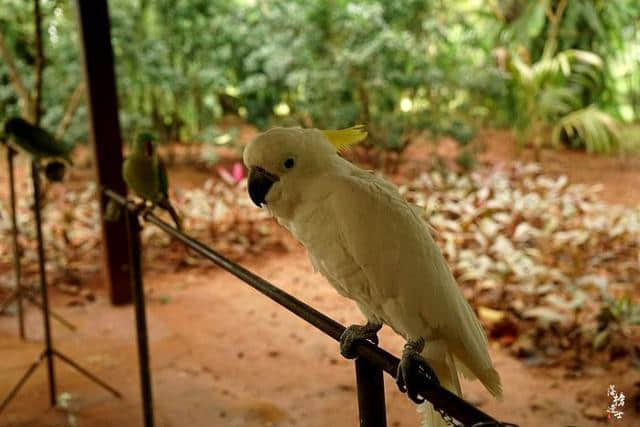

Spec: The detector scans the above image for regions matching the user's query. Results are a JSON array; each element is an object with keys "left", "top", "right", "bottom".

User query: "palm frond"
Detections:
[{"left": 552, "top": 106, "right": 621, "bottom": 154}]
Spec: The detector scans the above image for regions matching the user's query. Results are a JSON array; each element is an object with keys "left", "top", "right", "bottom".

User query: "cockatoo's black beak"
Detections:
[{"left": 248, "top": 167, "right": 279, "bottom": 207}]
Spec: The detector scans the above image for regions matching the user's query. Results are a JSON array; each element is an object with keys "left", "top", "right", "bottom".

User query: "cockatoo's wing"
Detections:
[{"left": 322, "top": 170, "right": 501, "bottom": 397}]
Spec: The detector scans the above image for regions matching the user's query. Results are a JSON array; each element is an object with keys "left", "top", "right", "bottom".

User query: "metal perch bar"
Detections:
[{"left": 104, "top": 188, "right": 512, "bottom": 427}]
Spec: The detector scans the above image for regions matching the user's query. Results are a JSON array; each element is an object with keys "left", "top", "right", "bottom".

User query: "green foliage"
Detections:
[
  {"left": 497, "top": 0, "right": 640, "bottom": 151},
  {"left": 506, "top": 48, "right": 622, "bottom": 153},
  {"left": 618, "top": 124, "right": 640, "bottom": 154},
  {"left": 105, "top": 0, "right": 506, "bottom": 149},
  {"left": 1, "top": 0, "right": 638, "bottom": 157},
  {"left": 595, "top": 293, "right": 640, "bottom": 353},
  {"left": 456, "top": 149, "right": 475, "bottom": 171},
  {"left": 552, "top": 106, "right": 620, "bottom": 154},
  {"left": 0, "top": 0, "right": 86, "bottom": 141}
]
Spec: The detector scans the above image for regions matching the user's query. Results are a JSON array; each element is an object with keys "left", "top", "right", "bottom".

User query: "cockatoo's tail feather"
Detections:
[{"left": 322, "top": 125, "right": 368, "bottom": 152}]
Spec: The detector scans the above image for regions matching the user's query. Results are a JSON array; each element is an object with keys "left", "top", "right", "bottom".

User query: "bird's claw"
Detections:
[
  {"left": 104, "top": 200, "right": 123, "bottom": 222},
  {"left": 339, "top": 322, "right": 382, "bottom": 359},
  {"left": 132, "top": 201, "right": 153, "bottom": 218},
  {"left": 396, "top": 340, "right": 440, "bottom": 404}
]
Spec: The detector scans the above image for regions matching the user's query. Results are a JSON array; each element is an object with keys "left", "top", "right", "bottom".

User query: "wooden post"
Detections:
[{"left": 75, "top": 0, "right": 132, "bottom": 305}]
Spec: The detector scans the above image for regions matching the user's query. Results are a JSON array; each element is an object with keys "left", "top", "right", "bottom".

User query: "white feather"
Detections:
[{"left": 244, "top": 128, "right": 502, "bottom": 426}]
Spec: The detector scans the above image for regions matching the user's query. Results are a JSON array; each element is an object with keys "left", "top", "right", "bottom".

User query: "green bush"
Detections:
[{"left": 1, "top": 0, "right": 638, "bottom": 157}]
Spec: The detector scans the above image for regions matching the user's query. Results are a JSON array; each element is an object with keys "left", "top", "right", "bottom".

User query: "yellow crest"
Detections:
[{"left": 322, "top": 125, "right": 368, "bottom": 152}]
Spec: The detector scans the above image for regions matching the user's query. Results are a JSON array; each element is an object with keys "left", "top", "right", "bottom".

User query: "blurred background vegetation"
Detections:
[
  {"left": 1, "top": 4, "right": 639, "bottom": 421},
  {"left": 1, "top": 0, "right": 639, "bottom": 160}
]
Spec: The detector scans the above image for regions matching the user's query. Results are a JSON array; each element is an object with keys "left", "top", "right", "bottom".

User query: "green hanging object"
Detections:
[
  {"left": 3, "top": 117, "right": 75, "bottom": 165},
  {"left": 44, "top": 160, "right": 67, "bottom": 182},
  {"left": 122, "top": 132, "right": 183, "bottom": 230}
]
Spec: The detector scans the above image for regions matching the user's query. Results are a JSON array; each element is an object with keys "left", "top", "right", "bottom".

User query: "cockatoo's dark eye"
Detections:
[{"left": 284, "top": 158, "right": 295, "bottom": 169}]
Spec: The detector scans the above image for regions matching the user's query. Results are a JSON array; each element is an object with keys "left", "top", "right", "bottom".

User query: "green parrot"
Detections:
[
  {"left": 3, "top": 117, "right": 74, "bottom": 165},
  {"left": 122, "top": 133, "right": 182, "bottom": 230}
]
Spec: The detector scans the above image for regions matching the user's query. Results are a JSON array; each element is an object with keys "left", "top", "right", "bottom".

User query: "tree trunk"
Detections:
[
  {"left": 33, "top": 0, "right": 44, "bottom": 125},
  {"left": 0, "top": 32, "right": 32, "bottom": 117},
  {"left": 55, "top": 82, "right": 85, "bottom": 140}
]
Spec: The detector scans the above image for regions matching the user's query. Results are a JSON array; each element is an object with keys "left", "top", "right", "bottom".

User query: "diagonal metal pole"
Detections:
[
  {"left": 0, "top": 285, "right": 79, "bottom": 332},
  {"left": 25, "top": 296, "right": 77, "bottom": 331},
  {"left": 0, "top": 350, "right": 46, "bottom": 413},
  {"left": 103, "top": 189, "right": 514, "bottom": 427},
  {"left": 52, "top": 350, "right": 121, "bottom": 398}
]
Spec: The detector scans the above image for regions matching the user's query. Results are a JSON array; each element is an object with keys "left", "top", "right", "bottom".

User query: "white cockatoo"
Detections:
[{"left": 243, "top": 126, "right": 502, "bottom": 426}]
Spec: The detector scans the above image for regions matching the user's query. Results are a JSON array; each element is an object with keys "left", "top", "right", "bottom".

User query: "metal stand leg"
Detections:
[
  {"left": 1, "top": 148, "right": 77, "bottom": 334},
  {"left": 7, "top": 148, "right": 24, "bottom": 338},
  {"left": 26, "top": 295, "right": 77, "bottom": 331},
  {"left": 52, "top": 350, "right": 122, "bottom": 398},
  {"left": 0, "top": 161, "right": 121, "bottom": 415},
  {"left": 31, "top": 160, "right": 57, "bottom": 406},
  {"left": 0, "top": 350, "right": 46, "bottom": 413},
  {"left": 125, "top": 209, "right": 155, "bottom": 427}
]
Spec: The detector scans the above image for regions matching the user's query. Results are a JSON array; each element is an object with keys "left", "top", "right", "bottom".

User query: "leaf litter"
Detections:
[{"left": 0, "top": 161, "right": 638, "bottom": 370}]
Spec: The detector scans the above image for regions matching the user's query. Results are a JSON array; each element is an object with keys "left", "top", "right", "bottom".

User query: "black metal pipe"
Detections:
[
  {"left": 103, "top": 189, "right": 505, "bottom": 426},
  {"left": 26, "top": 296, "right": 77, "bottom": 331},
  {"left": 0, "top": 350, "right": 45, "bottom": 413},
  {"left": 31, "top": 160, "right": 56, "bottom": 406},
  {"left": 1, "top": 163, "right": 122, "bottom": 415},
  {"left": 124, "top": 209, "right": 155, "bottom": 427},
  {"left": 7, "top": 148, "right": 25, "bottom": 339},
  {"left": 355, "top": 358, "right": 387, "bottom": 427},
  {"left": 1, "top": 290, "right": 79, "bottom": 332},
  {"left": 52, "top": 350, "right": 122, "bottom": 398}
]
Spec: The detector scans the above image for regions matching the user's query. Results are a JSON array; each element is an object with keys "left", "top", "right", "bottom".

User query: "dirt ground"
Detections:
[
  {"left": 1, "top": 131, "right": 639, "bottom": 427},
  {"left": 403, "top": 129, "right": 640, "bottom": 208},
  {"left": 1, "top": 249, "right": 638, "bottom": 427}
]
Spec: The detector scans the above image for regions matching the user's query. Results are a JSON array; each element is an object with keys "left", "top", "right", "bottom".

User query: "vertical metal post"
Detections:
[
  {"left": 124, "top": 210, "right": 154, "bottom": 427},
  {"left": 75, "top": 0, "right": 132, "bottom": 305},
  {"left": 355, "top": 358, "right": 387, "bottom": 427},
  {"left": 31, "top": 161, "right": 56, "bottom": 406},
  {"left": 7, "top": 148, "right": 25, "bottom": 339}
]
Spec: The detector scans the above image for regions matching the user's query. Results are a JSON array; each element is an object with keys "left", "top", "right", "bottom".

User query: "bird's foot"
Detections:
[
  {"left": 339, "top": 322, "right": 382, "bottom": 359},
  {"left": 104, "top": 200, "right": 123, "bottom": 222},
  {"left": 132, "top": 201, "right": 153, "bottom": 218},
  {"left": 396, "top": 338, "right": 440, "bottom": 403}
]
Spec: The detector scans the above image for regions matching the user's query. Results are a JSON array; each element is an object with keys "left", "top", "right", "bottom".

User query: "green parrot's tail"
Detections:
[
  {"left": 158, "top": 198, "right": 183, "bottom": 231},
  {"left": 62, "top": 152, "right": 74, "bottom": 166}
]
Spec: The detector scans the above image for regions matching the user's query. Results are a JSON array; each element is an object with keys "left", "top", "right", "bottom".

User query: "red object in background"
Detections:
[
  {"left": 217, "top": 162, "right": 245, "bottom": 185},
  {"left": 232, "top": 162, "right": 245, "bottom": 182}
]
